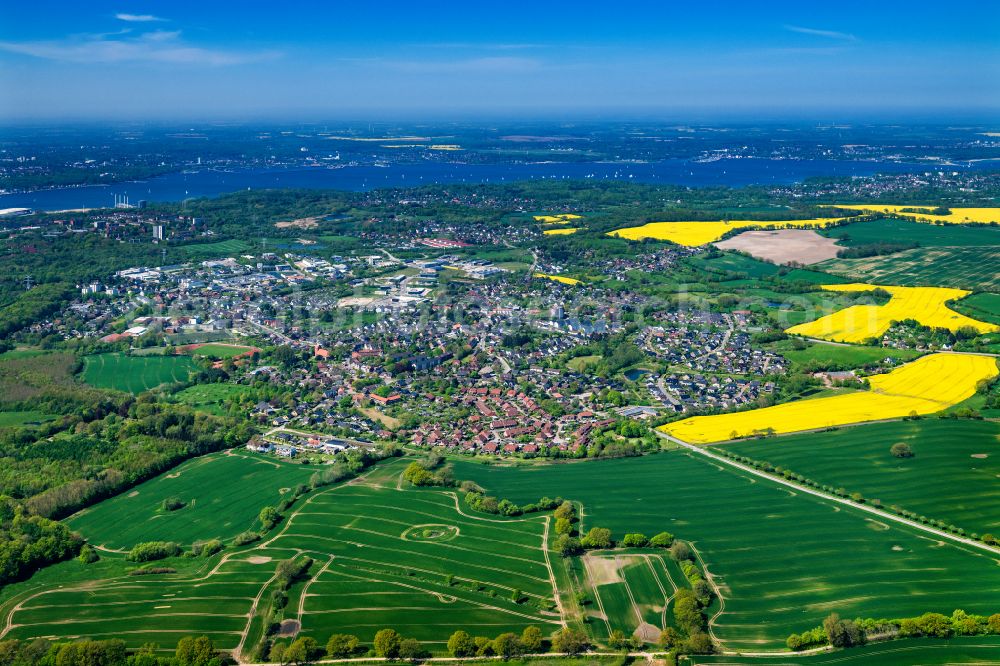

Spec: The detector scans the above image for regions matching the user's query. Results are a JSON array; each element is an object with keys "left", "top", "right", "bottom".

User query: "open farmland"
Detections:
[
  {"left": 452, "top": 452, "right": 1000, "bottom": 651},
  {"left": 817, "top": 246, "right": 1000, "bottom": 292},
  {"left": 534, "top": 273, "right": 582, "bottom": 285},
  {"left": 832, "top": 205, "right": 1000, "bottom": 225},
  {"left": 543, "top": 228, "right": 579, "bottom": 235},
  {"left": 67, "top": 450, "right": 315, "bottom": 549},
  {"left": 687, "top": 636, "right": 1000, "bottom": 664},
  {"left": 607, "top": 218, "right": 849, "bottom": 247},
  {"left": 951, "top": 292, "right": 1000, "bottom": 325},
  {"left": 821, "top": 217, "right": 1000, "bottom": 247},
  {"left": 5, "top": 456, "right": 560, "bottom": 654},
  {"left": 82, "top": 352, "right": 198, "bottom": 393},
  {"left": 722, "top": 420, "right": 1000, "bottom": 538},
  {"left": 581, "top": 552, "right": 687, "bottom": 643},
  {"left": 785, "top": 284, "right": 998, "bottom": 343},
  {"left": 714, "top": 229, "right": 842, "bottom": 265},
  {"left": 263, "top": 462, "right": 560, "bottom": 646},
  {"left": 661, "top": 353, "right": 998, "bottom": 444},
  {"left": 535, "top": 214, "right": 582, "bottom": 224}
]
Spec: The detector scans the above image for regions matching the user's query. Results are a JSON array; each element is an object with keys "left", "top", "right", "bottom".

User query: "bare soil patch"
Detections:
[
  {"left": 275, "top": 216, "right": 320, "bottom": 230},
  {"left": 247, "top": 556, "right": 272, "bottom": 564},
  {"left": 714, "top": 229, "right": 841, "bottom": 265},
  {"left": 583, "top": 553, "right": 622, "bottom": 585},
  {"left": 276, "top": 619, "right": 301, "bottom": 637}
]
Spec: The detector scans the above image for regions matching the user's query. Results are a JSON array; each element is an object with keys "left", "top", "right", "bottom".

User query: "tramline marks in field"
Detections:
[{"left": 583, "top": 552, "right": 686, "bottom": 642}]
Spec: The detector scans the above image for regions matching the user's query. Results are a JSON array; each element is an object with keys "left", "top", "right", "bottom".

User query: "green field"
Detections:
[
  {"left": 822, "top": 218, "right": 1000, "bottom": 247},
  {"left": 952, "top": 292, "right": 1000, "bottom": 325},
  {"left": 685, "top": 636, "right": 1000, "bottom": 664},
  {"left": 817, "top": 246, "right": 1000, "bottom": 291},
  {"left": 768, "top": 340, "right": 923, "bottom": 370},
  {"left": 82, "top": 352, "right": 198, "bottom": 393},
  {"left": 689, "top": 253, "right": 781, "bottom": 279},
  {"left": 723, "top": 420, "right": 1000, "bottom": 537},
  {"left": 179, "top": 239, "right": 253, "bottom": 258},
  {"left": 265, "top": 459, "right": 560, "bottom": 646},
  {"left": 174, "top": 383, "right": 252, "bottom": 415},
  {"left": 184, "top": 343, "right": 257, "bottom": 358},
  {"left": 4, "top": 456, "right": 560, "bottom": 653},
  {"left": 583, "top": 553, "right": 683, "bottom": 642},
  {"left": 452, "top": 452, "right": 1000, "bottom": 652},
  {"left": 0, "top": 410, "right": 57, "bottom": 427},
  {"left": 67, "top": 450, "right": 315, "bottom": 549}
]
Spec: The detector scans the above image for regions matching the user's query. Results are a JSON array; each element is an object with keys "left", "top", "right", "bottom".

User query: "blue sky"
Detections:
[{"left": 0, "top": 1, "right": 997, "bottom": 121}]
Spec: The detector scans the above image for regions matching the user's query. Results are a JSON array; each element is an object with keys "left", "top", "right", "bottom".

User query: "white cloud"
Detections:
[
  {"left": 785, "top": 25, "right": 858, "bottom": 42},
  {"left": 0, "top": 30, "right": 279, "bottom": 66},
  {"left": 115, "top": 13, "right": 166, "bottom": 22}
]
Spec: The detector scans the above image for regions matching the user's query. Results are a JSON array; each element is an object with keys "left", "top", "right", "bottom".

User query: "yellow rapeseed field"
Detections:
[
  {"left": 606, "top": 218, "right": 846, "bottom": 246},
  {"left": 785, "top": 283, "right": 998, "bottom": 343},
  {"left": 543, "top": 228, "right": 579, "bottom": 236},
  {"left": 831, "top": 204, "right": 1000, "bottom": 224},
  {"left": 661, "top": 353, "right": 998, "bottom": 444},
  {"left": 533, "top": 273, "right": 581, "bottom": 285},
  {"left": 534, "top": 214, "right": 583, "bottom": 224}
]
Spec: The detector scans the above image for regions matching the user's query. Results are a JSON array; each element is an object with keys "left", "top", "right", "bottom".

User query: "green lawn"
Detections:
[
  {"left": 722, "top": 420, "right": 1000, "bottom": 537},
  {"left": 452, "top": 452, "right": 1000, "bottom": 651},
  {"left": 183, "top": 343, "right": 257, "bottom": 358},
  {"left": 67, "top": 450, "right": 315, "bottom": 549},
  {"left": 82, "top": 352, "right": 197, "bottom": 393},
  {"left": 178, "top": 239, "right": 252, "bottom": 259}
]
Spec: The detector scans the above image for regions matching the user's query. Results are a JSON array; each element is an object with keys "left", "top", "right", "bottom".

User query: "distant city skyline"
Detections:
[{"left": 1, "top": 0, "right": 998, "bottom": 122}]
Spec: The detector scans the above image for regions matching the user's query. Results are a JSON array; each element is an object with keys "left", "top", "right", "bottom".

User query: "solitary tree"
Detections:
[{"left": 373, "top": 629, "right": 401, "bottom": 659}]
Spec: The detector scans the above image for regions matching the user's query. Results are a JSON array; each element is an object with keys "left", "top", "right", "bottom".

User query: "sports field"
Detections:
[
  {"left": 181, "top": 343, "right": 258, "bottom": 358},
  {"left": 67, "top": 451, "right": 315, "bottom": 549},
  {"left": 786, "top": 284, "right": 998, "bottom": 343},
  {"left": 607, "top": 218, "right": 849, "bottom": 247},
  {"left": 82, "top": 352, "right": 198, "bottom": 393},
  {"left": 723, "top": 420, "right": 1000, "bottom": 538},
  {"left": 179, "top": 239, "right": 253, "bottom": 258},
  {"left": 661, "top": 353, "right": 998, "bottom": 444},
  {"left": 453, "top": 452, "right": 1000, "bottom": 652},
  {"left": 818, "top": 246, "right": 1000, "bottom": 292}
]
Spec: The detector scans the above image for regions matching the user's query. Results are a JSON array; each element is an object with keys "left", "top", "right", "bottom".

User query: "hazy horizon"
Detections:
[{"left": 1, "top": 1, "right": 998, "bottom": 123}]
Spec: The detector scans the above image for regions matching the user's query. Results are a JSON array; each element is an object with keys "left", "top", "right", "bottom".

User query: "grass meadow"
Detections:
[
  {"left": 82, "top": 352, "right": 197, "bottom": 393},
  {"left": 67, "top": 451, "right": 315, "bottom": 549},
  {"left": 452, "top": 452, "right": 1000, "bottom": 651},
  {"left": 173, "top": 383, "right": 251, "bottom": 415},
  {"left": 723, "top": 420, "right": 1000, "bottom": 537}
]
